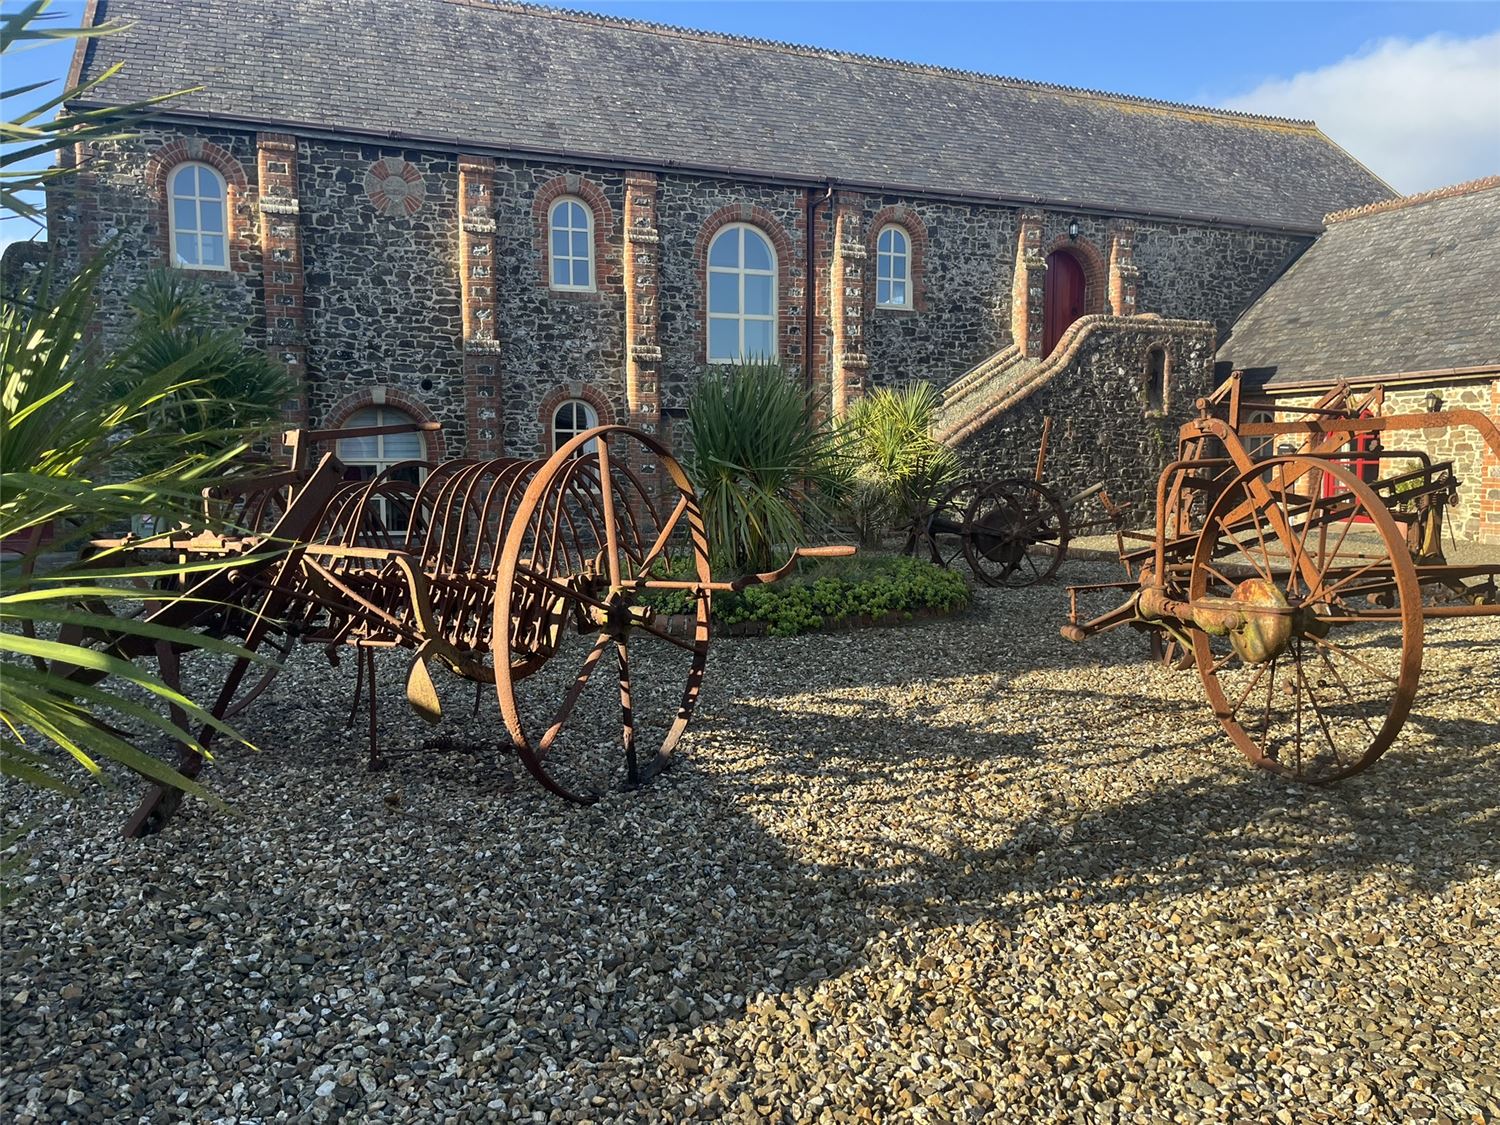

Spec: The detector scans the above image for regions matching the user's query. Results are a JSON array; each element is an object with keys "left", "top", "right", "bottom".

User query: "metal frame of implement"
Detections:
[
  {"left": 69, "top": 422, "right": 850, "bottom": 836},
  {"left": 1059, "top": 373, "right": 1500, "bottom": 783}
]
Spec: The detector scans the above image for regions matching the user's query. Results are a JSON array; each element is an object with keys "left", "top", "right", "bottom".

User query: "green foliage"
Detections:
[
  {"left": 116, "top": 269, "right": 295, "bottom": 464},
  {"left": 839, "top": 382, "right": 958, "bottom": 544},
  {"left": 644, "top": 554, "right": 969, "bottom": 638},
  {"left": 1, "top": 4, "right": 263, "bottom": 804},
  {"left": 685, "top": 360, "right": 844, "bottom": 572}
]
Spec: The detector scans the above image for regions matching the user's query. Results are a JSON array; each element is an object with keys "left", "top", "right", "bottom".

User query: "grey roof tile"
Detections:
[
  {"left": 1219, "top": 179, "right": 1500, "bottom": 386},
  {"left": 76, "top": 0, "right": 1391, "bottom": 229}
]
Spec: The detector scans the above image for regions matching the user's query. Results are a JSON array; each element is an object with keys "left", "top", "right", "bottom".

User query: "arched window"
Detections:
[
  {"left": 1144, "top": 347, "right": 1167, "bottom": 414},
  {"left": 552, "top": 398, "right": 599, "bottom": 453},
  {"left": 706, "top": 223, "right": 776, "bottom": 363},
  {"left": 169, "top": 162, "right": 229, "bottom": 270},
  {"left": 548, "top": 197, "right": 594, "bottom": 290},
  {"left": 337, "top": 406, "right": 428, "bottom": 530},
  {"left": 875, "top": 225, "right": 911, "bottom": 308}
]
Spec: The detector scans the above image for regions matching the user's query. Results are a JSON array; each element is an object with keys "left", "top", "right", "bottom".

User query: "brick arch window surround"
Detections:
[
  {"left": 531, "top": 175, "right": 617, "bottom": 295},
  {"left": 866, "top": 205, "right": 929, "bottom": 313},
  {"left": 539, "top": 384, "right": 615, "bottom": 453},
  {"left": 323, "top": 389, "right": 447, "bottom": 463},
  {"left": 693, "top": 205, "right": 795, "bottom": 365},
  {"left": 1043, "top": 233, "right": 1108, "bottom": 318},
  {"left": 145, "top": 138, "right": 252, "bottom": 274}
]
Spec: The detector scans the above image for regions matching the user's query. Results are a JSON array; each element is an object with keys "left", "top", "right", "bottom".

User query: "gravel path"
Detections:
[{"left": 3, "top": 559, "right": 1497, "bottom": 1122}]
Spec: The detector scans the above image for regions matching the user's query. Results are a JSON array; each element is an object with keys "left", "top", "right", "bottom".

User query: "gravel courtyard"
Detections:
[{"left": 3, "top": 560, "right": 1497, "bottom": 1123}]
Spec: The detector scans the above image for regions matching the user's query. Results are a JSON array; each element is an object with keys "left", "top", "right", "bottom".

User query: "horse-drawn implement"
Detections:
[
  {"left": 1061, "top": 374, "right": 1500, "bottom": 782},
  {"left": 907, "top": 416, "right": 1130, "bottom": 587},
  {"left": 70, "top": 421, "right": 847, "bottom": 836}
]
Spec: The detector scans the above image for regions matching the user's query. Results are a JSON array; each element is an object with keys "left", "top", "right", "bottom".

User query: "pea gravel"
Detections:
[{"left": 2, "top": 560, "right": 1497, "bottom": 1123}]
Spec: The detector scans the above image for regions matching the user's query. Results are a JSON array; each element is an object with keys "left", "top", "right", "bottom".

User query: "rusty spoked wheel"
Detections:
[
  {"left": 923, "top": 481, "right": 980, "bottom": 569},
  {"left": 493, "top": 427, "right": 711, "bottom": 803},
  {"left": 963, "top": 478, "right": 1069, "bottom": 588},
  {"left": 1189, "top": 455, "right": 1422, "bottom": 783}
]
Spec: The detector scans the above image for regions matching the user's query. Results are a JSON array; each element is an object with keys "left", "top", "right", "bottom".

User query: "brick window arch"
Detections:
[
  {"left": 866, "top": 205, "right": 928, "bottom": 313},
  {"left": 532, "top": 175, "right": 617, "bottom": 294},
  {"left": 145, "top": 137, "right": 252, "bottom": 274},
  {"left": 323, "top": 388, "right": 447, "bottom": 462},
  {"left": 694, "top": 204, "right": 795, "bottom": 365},
  {"left": 1043, "top": 233, "right": 1108, "bottom": 317},
  {"left": 538, "top": 384, "right": 615, "bottom": 453}
]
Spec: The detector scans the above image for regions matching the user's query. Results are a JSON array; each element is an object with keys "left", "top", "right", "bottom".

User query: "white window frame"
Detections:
[
  {"left": 548, "top": 196, "right": 596, "bottom": 292},
  {"left": 168, "top": 161, "right": 229, "bottom": 271},
  {"left": 336, "top": 406, "right": 429, "bottom": 529},
  {"left": 706, "top": 223, "right": 778, "bottom": 364},
  {"left": 875, "top": 224, "right": 911, "bottom": 309},
  {"left": 552, "top": 398, "right": 600, "bottom": 454}
]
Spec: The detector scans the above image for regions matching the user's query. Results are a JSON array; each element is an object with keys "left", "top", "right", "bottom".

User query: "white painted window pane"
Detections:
[
  {"left": 552, "top": 258, "right": 570, "bottom": 286},
  {"left": 566, "top": 201, "right": 586, "bottom": 228},
  {"left": 172, "top": 166, "right": 196, "bottom": 195},
  {"left": 551, "top": 229, "right": 569, "bottom": 256},
  {"left": 200, "top": 236, "right": 225, "bottom": 267},
  {"left": 199, "top": 200, "right": 223, "bottom": 233},
  {"left": 708, "top": 272, "right": 739, "bottom": 314},
  {"left": 876, "top": 279, "right": 891, "bottom": 306},
  {"left": 571, "top": 260, "right": 590, "bottom": 288},
  {"left": 708, "top": 232, "right": 738, "bottom": 268},
  {"left": 174, "top": 232, "right": 199, "bottom": 266},
  {"left": 197, "top": 167, "right": 222, "bottom": 197},
  {"left": 742, "top": 231, "right": 772, "bottom": 271},
  {"left": 338, "top": 434, "right": 379, "bottom": 461},
  {"left": 878, "top": 228, "right": 894, "bottom": 254},
  {"left": 744, "top": 274, "right": 773, "bottom": 316},
  {"left": 743, "top": 320, "right": 774, "bottom": 358},
  {"left": 571, "top": 230, "right": 589, "bottom": 259},
  {"left": 708, "top": 318, "right": 738, "bottom": 361},
  {"left": 890, "top": 280, "right": 907, "bottom": 306},
  {"left": 173, "top": 197, "right": 196, "bottom": 230},
  {"left": 384, "top": 430, "right": 424, "bottom": 462}
]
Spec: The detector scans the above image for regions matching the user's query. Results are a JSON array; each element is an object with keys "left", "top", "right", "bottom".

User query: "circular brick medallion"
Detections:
[{"left": 364, "top": 158, "right": 426, "bottom": 217}]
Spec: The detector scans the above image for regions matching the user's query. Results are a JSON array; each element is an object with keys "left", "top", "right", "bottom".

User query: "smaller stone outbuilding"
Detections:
[{"left": 1217, "top": 176, "right": 1500, "bottom": 543}]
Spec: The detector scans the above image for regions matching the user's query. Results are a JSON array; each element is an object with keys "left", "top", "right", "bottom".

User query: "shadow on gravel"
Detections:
[{"left": 3, "top": 568, "right": 1497, "bottom": 1120}]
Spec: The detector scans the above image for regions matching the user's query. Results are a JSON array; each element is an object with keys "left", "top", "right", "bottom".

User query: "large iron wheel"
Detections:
[
  {"left": 963, "top": 478, "right": 1070, "bottom": 588},
  {"left": 493, "top": 427, "right": 711, "bottom": 803},
  {"left": 1189, "top": 455, "right": 1422, "bottom": 783}
]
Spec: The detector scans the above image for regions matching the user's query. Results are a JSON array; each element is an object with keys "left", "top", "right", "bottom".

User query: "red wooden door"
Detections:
[{"left": 1043, "top": 251, "right": 1086, "bottom": 355}]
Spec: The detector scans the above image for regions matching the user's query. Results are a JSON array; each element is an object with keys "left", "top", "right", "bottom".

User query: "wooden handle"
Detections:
[{"left": 796, "top": 545, "right": 856, "bottom": 559}]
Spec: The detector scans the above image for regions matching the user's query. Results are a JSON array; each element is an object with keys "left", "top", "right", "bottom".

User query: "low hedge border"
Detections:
[{"left": 643, "top": 554, "right": 971, "bottom": 638}]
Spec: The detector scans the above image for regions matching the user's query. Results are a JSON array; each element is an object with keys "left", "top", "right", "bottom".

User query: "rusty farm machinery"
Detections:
[
  {"left": 1060, "top": 374, "right": 1500, "bottom": 783},
  {"left": 61, "top": 420, "right": 848, "bottom": 836},
  {"left": 907, "top": 416, "right": 1131, "bottom": 587}
]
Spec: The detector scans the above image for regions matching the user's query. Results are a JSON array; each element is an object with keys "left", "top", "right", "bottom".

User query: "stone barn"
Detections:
[
  {"left": 1217, "top": 177, "right": 1500, "bottom": 543},
  {"left": 53, "top": 0, "right": 1391, "bottom": 510}
]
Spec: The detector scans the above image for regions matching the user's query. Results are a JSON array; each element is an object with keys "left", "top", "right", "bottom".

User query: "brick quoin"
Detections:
[
  {"left": 145, "top": 137, "right": 255, "bottom": 275},
  {"left": 256, "top": 133, "right": 308, "bottom": 436},
  {"left": 531, "top": 173, "right": 620, "bottom": 296},
  {"left": 460, "top": 154, "right": 503, "bottom": 458},
  {"left": 692, "top": 203, "right": 799, "bottom": 369},
  {"left": 323, "top": 388, "right": 449, "bottom": 463}
]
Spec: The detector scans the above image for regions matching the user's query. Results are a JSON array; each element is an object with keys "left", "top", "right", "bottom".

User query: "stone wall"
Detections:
[
  {"left": 54, "top": 121, "right": 1306, "bottom": 468},
  {"left": 1269, "top": 377, "right": 1500, "bottom": 544},
  {"left": 953, "top": 319, "right": 1218, "bottom": 520}
]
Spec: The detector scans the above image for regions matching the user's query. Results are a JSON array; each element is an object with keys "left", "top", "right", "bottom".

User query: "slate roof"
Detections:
[
  {"left": 71, "top": 0, "right": 1391, "bottom": 231},
  {"left": 1218, "top": 178, "right": 1500, "bottom": 387}
]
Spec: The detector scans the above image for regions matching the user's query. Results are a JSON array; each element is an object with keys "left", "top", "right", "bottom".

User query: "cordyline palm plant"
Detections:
[
  {"left": 684, "top": 360, "right": 845, "bottom": 572},
  {"left": 1, "top": 2, "right": 281, "bottom": 856},
  {"left": 840, "top": 382, "right": 959, "bottom": 546}
]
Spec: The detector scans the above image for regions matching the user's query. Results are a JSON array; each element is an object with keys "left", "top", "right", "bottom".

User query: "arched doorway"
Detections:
[{"left": 1043, "top": 250, "right": 1086, "bottom": 355}]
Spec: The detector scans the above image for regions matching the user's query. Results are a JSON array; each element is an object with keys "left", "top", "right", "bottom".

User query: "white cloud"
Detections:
[{"left": 1221, "top": 32, "right": 1500, "bottom": 194}]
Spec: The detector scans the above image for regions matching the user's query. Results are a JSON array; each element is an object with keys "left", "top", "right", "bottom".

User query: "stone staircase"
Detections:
[{"left": 933, "top": 345, "right": 1035, "bottom": 443}]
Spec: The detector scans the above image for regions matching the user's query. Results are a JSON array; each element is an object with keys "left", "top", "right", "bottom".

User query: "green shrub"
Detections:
[
  {"left": 839, "top": 382, "right": 958, "bottom": 544},
  {"left": 685, "top": 360, "right": 844, "bottom": 571},
  {"left": 644, "top": 554, "right": 969, "bottom": 637}
]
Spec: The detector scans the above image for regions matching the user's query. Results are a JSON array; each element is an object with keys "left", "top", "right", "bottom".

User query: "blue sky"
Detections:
[{"left": 4, "top": 0, "right": 1499, "bottom": 250}]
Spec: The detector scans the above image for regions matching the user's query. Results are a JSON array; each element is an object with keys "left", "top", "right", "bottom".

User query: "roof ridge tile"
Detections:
[{"left": 1323, "top": 175, "right": 1500, "bottom": 225}]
